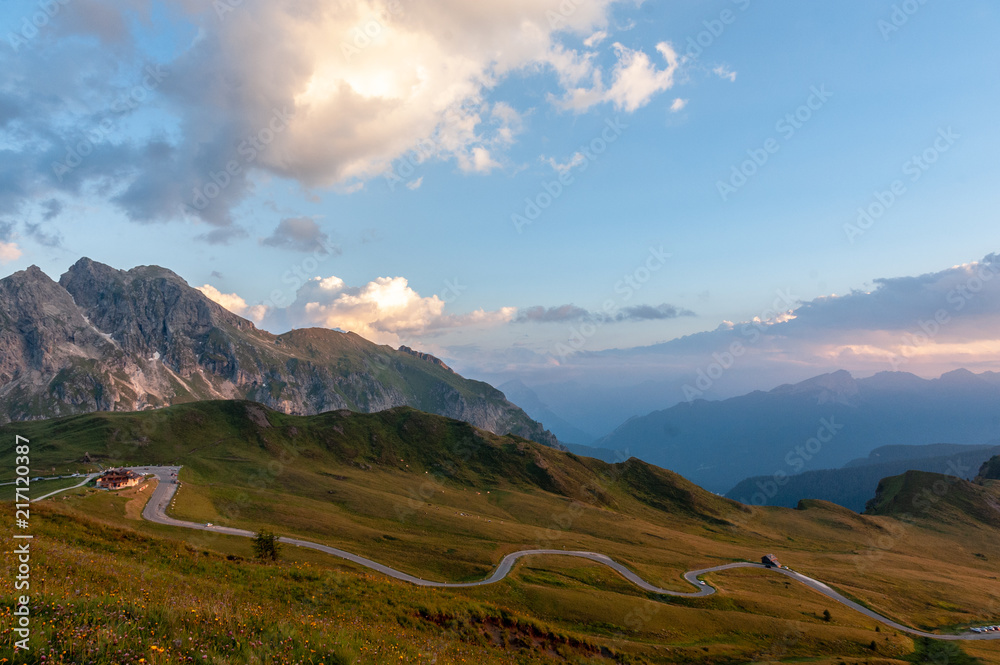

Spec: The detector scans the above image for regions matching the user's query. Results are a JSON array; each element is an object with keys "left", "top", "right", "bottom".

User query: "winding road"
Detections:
[
  {"left": 31, "top": 473, "right": 100, "bottom": 502},
  {"left": 128, "top": 466, "right": 999, "bottom": 641}
]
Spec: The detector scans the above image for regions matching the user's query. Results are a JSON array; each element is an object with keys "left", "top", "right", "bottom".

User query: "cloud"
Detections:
[
  {"left": 196, "top": 284, "right": 267, "bottom": 322},
  {"left": 195, "top": 226, "right": 248, "bottom": 245},
  {"left": 0, "top": 0, "right": 684, "bottom": 229},
  {"left": 261, "top": 217, "right": 339, "bottom": 254},
  {"left": 616, "top": 304, "right": 695, "bottom": 321},
  {"left": 262, "top": 273, "right": 516, "bottom": 345},
  {"left": 41, "top": 199, "right": 63, "bottom": 222},
  {"left": 405, "top": 177, "right": 423, "bottom": 191},
  {"left": 0, "top": 242, "right": 21, "bottom": 263},
  {"left": 670, "top": 98, "right": 688, "bottom": 112},
  {"left": 596, "top": 252, "right": 1000, "bottom": 384},
  {"left": 557, "top": 42, "right": 680, "bottom": 113},
  {"left": 543, "top": 151, "right": 586, "bottom": 175},
  {"left": 517, "top": 305, "right": 592, "bottom": 323},
  {"left": 0, "top": 221, "right": 22, "bottom": 262},
  {"left": 24, "top": 222, "right": 62, "bottom": 248},
  {"left": 517, "top": 302, "right": 694, "bottom": 323},
  {"left": 149, "top": 0, "right": 669, "bottom": 213},
  {"left": 713, "top": 65, "right": 737, "bottom": 82}
]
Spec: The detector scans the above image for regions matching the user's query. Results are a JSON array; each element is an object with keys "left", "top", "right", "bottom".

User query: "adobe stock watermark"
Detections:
[
  {"left": 553, "top": 245, "right": 671, "bottom": 358},
  {"left": 512, "top": 117, "right": 628, "bottom": 233},
  {"left": 186, "top": 107, "right": 294, "bottom": 213},
  {"left": 367, "top": 275, "right": 468, "bottom": 356},
  {"left": 544, "top": 0, "right": 589, "bottom": 29},
  {"left": 382, "top": 135, "right": 442, "bottom": 193},
  {"left": 855, "top": 454, "right": 976, "bottom": 575},
  {"left": 878, "top": 0, "right": 931, "bottom": 41},
  {"left": 340, "top": 0, "right": 408, "bottom": 60},
  {"left": 253, "top": 238, "right": 345, "bottom": 312},
  {"left": 887, "top": 255, "right": 999, "bottom": 371},
  {"left": 533, "top": 447, "right": 632, "bottom": 550},
  {"left": 843, "top": 127, "right": 958, "bottom": 244},
  {"left": 51, "top": 65, "right": 170, "bottom": 182},
  {"left": 738, "top": 417, "right": 845, "bottom": 506},
  {"left": 213, "top": 0, "right": 244, "bottom": 20},
  {"left": 682, "top": 0, "right": 753, "bottom": 62},
  {"left": 6, "top": 0, "right": 70, "bottom": 52},
  {"left": 681, "top": 288, "right": 799, "bottom": 401},
  {"left": 716, "top": 85, "right": 833, "bottom": 201},
  {"left": 381, "top": 98, "right": 481, "bottom": 192}
]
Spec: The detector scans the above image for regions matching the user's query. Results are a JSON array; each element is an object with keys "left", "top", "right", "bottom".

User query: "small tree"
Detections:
[
  {"left": 822, "top": 609, "right": 832, "bottom": 622},
  {"left": 252, "top": 530, "right": 281, "bottom": 562}
]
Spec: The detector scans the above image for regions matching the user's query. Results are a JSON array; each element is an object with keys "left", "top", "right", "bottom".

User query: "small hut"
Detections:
[{"left": 96, "top": 468, "right": 142, "bottom": 490}]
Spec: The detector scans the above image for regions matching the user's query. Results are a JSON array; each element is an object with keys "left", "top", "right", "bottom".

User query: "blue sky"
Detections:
[{"left": 2, "top": 0, "right": 1000, "bottom": 432}]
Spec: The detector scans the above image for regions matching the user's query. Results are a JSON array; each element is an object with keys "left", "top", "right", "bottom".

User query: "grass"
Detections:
[
  {"left": 0, "top": 475, "right": 87, "bottom": 501},
  {"left": 2, "top": 400, "right": 1000, "bottom": 663}
]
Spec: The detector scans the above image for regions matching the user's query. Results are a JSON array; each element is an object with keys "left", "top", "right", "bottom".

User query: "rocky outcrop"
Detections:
[
  {"left": 0, "top": 259, "right": 559, "bottom": 448},
  {"left": 398, "top": 345, "right": 452, "bottom": 372},
  {"left": 976, "top": 455, "right": 1000, "bottom": 483}
]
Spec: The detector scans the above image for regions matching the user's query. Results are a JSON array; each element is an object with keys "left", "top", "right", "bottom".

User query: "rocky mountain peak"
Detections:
[
  {"left": 0, "top": 259, "right": 558, "bottom": 449},
  {"left": 57, "top": 257, "right": 256, "bottom": 359},
  {"left": 770, "top": 369, "right": 859, "bottom": 404}
]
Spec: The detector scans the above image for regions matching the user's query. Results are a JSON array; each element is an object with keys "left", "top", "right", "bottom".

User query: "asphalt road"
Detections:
[
  {"left": 132, "top": 466, "right": 999, "bottom": 641},
  {"left": 31, "top": 473, "right": 100, "bottom": 502}
]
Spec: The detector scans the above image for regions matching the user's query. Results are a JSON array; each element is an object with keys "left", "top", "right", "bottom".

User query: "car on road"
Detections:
[{"left": 206, "top": 523, "right": 213, "bottom": 527}]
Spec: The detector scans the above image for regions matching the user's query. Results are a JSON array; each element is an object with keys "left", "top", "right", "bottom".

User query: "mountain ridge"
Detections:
[
  {"left": 596, "top": 368, "right": 1000, "bottom": 492},
  {"left": 0, "top": 258, "right": 559, "bottom": 448}
]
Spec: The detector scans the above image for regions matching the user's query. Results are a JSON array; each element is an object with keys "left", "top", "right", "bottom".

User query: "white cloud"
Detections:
[
  {"left": 713, "top": 65, "right": 737, "bottom": 82},
  {"left": 0, "top": 1, "right": 684, "bottom": 229},
  {"left": 196, "top": 284, "right": 266, "bottom": 322},
  {"left": 267, "top": 274, "right": 516, "bottom": 345},
  {"left": 405, "top": 177, "right": 424, "bottom": 191},
  {"left": 543, "top": 151, "right": 586, "bottom": 174},
  {"left": 670, "top": 97, "right": 688, "bottom": 112},
  {"left": 557, "top": 42, "right": 680, "bottom": 113},
  {"left": 0, "top": 242, "right": 21, "bottom": 263},
  {"left": 173, "top": 0, "right": 651, "bottom": 189}
]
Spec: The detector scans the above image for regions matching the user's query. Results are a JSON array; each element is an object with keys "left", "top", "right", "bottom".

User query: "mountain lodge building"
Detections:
[{"left": 97, "top": 468, "right": 143, "bottom": 490}]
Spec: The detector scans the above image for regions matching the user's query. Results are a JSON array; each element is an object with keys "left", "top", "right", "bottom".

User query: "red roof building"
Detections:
[
  {"left": 761, "top": 554, "right": 781, "bottom": 568},
  {"left": 97, "top": 468, "right": 143, "bottom": 490}
]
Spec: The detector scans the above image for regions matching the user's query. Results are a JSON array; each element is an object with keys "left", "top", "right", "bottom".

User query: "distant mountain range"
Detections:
[
  {"left": 498, "top": 379, "right": 598, "bottom": 444},
  {"left": 726, "top": 443, "right": 1000, "bottom": 512},
  {"left": 595, "top": 369, "right": 1000, "bottom": 493},
  {"left": 0, "top": 258, "right": 557, "bottom": 447}
]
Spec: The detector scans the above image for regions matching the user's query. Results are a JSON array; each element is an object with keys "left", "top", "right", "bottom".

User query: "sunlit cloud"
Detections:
[{"left": 196, "top": 284, "right": 267, "bottom": 322}]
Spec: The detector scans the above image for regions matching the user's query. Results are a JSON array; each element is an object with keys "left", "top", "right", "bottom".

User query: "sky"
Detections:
[{"left": 2, "top": 0, "right": 1000, "bottom": 436}]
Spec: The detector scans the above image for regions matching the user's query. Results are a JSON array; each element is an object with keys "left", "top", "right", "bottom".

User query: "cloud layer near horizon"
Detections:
[{"left": 432, "top": 253, "right": 1000, "bottom": 401}]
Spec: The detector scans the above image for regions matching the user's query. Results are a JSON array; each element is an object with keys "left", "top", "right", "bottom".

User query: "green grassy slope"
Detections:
[
  {"left": 864, "top": 470, "right": 1000, "bottom": 528},
  {"left": 4, "top": 402, "right": 1000, "bottom": 663}
]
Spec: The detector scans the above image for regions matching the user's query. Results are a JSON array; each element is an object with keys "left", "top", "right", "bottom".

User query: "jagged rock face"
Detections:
[
  {"left": 0, "top": 258, "right": 559, "bottom": 448},
  {"left": 59, "top": 258, "right": 251, "bottom": 362}
]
